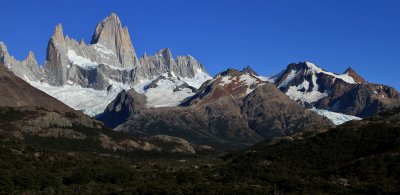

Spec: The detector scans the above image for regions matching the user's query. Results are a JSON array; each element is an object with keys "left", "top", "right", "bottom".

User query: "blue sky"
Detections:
[{"left": 0, "top": 0, "right": 399, "bottom": 89}]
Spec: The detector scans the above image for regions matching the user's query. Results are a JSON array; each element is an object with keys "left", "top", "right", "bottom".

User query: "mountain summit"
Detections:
[{"left": 91, "top": 13, "right": 139, "bottom": 68}]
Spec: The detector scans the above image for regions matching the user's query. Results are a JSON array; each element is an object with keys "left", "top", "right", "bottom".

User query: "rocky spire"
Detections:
[
  {"left": 79, "top": 38, "right": 86, "bottom": 46},
  {"left": 344, "top": 67, "right": 366, "bottom": 84},
  {"left": 0, "top": 41, "right": 8, "bottom": 55},
  {"left": 51, "top": 23, "right": 65, "bottom": 44},
  {"left": 159, "top": 48, "right": 173, "bottom": 62},
  {"left": 44, "top": 23, "right": 69, "bottom": 86},
  {"left": 90, "top": 13, "right": 139, "bottom": 68},
  {"left": 26, "top": 51, "right": 35, "bottom": 61}
]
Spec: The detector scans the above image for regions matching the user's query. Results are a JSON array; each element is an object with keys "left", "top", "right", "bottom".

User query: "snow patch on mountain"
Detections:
[
  {"left": 310, "top": 108, "right": 362, "bottom": 125},
  {"left": 67, "top": 50, "right": 98, "bottom": 69},
  {"left": 305, "top": 62, "right": 356, "bottom": 84},
  {"left": 27, "top": 79, "right": 130, "bottom": 117},
  {"left": 278, "top": 69, "right": 297, "bottom": 88},
  {"left": 179, "top": 68, "right": 211, "bottom": 88},
  {"left": 218, "top": 73, "right": 266, "bottom": 95},
  {"left": 255, "top": 75, "right": 274, "bottom": 83},
  {"left": 134, "top": 75, "right": 196, "bottom": 108},
  {"left": 286, "top": 81, "right": 328, "bottom": 104},
  {"left": 92, "top": 43, "right": 116, "bottom": 57}
]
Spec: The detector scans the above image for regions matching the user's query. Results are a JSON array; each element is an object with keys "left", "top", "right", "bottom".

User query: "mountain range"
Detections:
[
  {"left": 1, "top": 12, "right": 400, "bottom": 194},
  {"left": 1, "top": 13, "right": 399, "bottom": 150}
]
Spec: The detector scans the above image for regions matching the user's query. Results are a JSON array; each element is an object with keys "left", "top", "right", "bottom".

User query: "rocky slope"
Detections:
[
  {"left": 111, "top": 68, "right": 333, "bottom": 149},
  {"left": 0, "top": 63, "right": 70, "bottom": 111},
  {"left": 273, "top": 61, "right": 400, "bottom": 118}
]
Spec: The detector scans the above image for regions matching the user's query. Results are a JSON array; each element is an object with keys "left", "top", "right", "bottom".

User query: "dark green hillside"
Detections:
[
  {"left": 0, "top": 107, "right": 399, "bottom": 194},
  {"left": 219, "top": 108, "right": 400, "bottom": 193}
]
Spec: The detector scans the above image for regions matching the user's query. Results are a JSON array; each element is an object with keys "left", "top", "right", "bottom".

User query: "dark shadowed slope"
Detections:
[{"left": 0, "top": 63, "right": 72, "bottom": 111}]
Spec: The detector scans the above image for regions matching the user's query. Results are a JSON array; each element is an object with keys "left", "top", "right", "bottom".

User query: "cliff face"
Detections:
[{"left": 90, "top": 13, "right": 139, "bottom": 69}]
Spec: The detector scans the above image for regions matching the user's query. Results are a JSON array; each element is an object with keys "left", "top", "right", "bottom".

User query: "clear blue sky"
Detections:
[{"left": 0, "top": 0, "right": 399, "bottom": 89}]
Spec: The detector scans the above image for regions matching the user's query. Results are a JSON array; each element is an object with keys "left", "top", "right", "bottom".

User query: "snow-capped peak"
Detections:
[
  {"left": 133, "top": 74, "right": 199, "bottom": 108},
  {"left": 304, "top": 61, "right": 356, "bottom": 84},
  {"left": 216, "top": 69, "right": 266, "bottom": 96}
]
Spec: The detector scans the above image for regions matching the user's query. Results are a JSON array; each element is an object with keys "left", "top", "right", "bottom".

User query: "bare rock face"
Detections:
[
  {"left": 273, "top": 62, "right": 400, "bottom": 117},
  {"left": 135, "top": 48, "right": 209, "bottom": 83},
  {"left": 241, "top": 83, "right": 334, "bottom": 138},
  {"left": 43, "top": 23, "right": 69, "bottom": 86},
  {"left": 320, "top": 83, "right": 400, "bottom": 118},
  {"left": 344, "top": 67, "right": 366, "bottom": 84},
  {"left": 90, "top": 13, "right": 139, "bottom": 68}
]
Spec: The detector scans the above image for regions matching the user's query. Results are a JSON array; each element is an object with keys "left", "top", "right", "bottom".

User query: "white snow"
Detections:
[
  {"left": 218, "top": 73, "right": 265, "bottom": 95},
  {"left": 239, "top": 74, "right": 258, "bottom": 86},
  {"left": 27, "top": 79, "right": 130, "bottom": 117},
  {"left": 286, "top": 82, "right": 328, "bottom": 104},
  {"left": 280, "top": 62, "right": 358, "bottom": 104},
  {"left": 310, "top": 108, "right": 362, "bottom": 125},
  {"left": 278, "top": 70, "right": 297, "bottom": 88},
  {"left": 219, "top": 76, "right": 233, "bottom": 85},
  {"left": 134, "top": 76, "right": 196, "bottom": 108},
  {"left": 66, "top": 80, "right": 74, "bottom": 85},
  {"left": 239, "top": 74, "right": 262, "bottom": 94},
  {"left": 305, "top": 62, "right": 356, "bottom": 84},
  {"left": 102, "top": 63, "right": 132, "bottom": 71},
  {"left": 255, "top": 75, "right": 274, "bottom": 83},
  {"left": 67, "top": 50, "right": 98, "bottom": 69},
  {"left": 92, "top": 44, "right": 116, "bottom": 60},
  {"left": 180, "top": 68, "right": 212, "bottom": 88}
]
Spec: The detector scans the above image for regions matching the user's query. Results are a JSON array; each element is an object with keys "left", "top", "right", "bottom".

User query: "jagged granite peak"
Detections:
[
  {"left": 344, "top": 67, "right": 366, "bottom": 84},
  {"left": 158, "top": 48, "right": 173, "bottom": 61},
  {"left": 44, "top": 23, "right": 69, "bottom": 86},
  {"left": 0, "top": 41, "right": 8, "bottom": 55},
  {"left": 26, "top": 51, "right": 35, "bottom": 61},
  {"left": 0, "top": 42, "right": 43, "bottom": 81},
  {"left": 1, "top": 13, "right": 210, "bottom": 116},
  {"left": 136, "top": 48, "right": 211, "bottom": 86},
  {"left": 90, "top": 13, "right": 139, "bottom": 68},
  {"left": 52, "top": 23, "right": 66, "bottom": 44}
]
